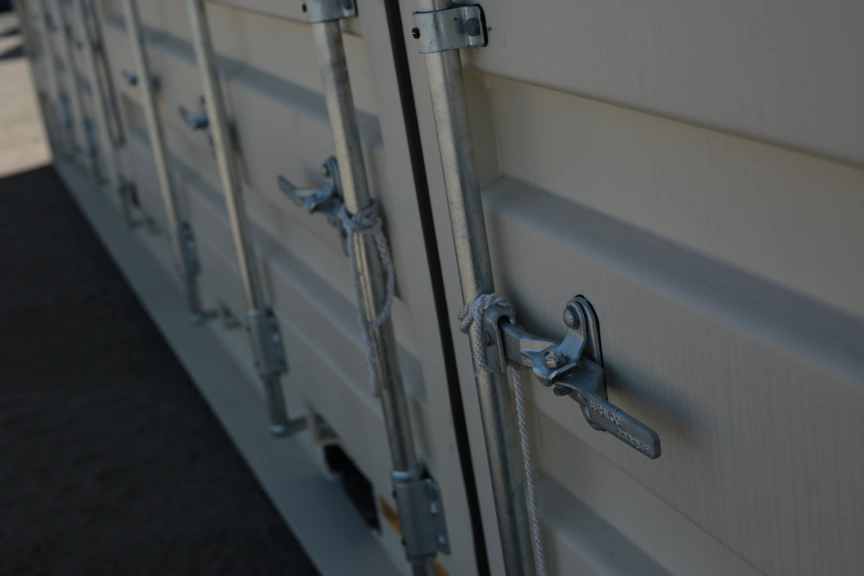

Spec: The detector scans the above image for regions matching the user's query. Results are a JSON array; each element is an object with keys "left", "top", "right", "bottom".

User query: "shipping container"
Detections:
[{"left": 18, "top": 1, "right": 864, "bottom": 575}]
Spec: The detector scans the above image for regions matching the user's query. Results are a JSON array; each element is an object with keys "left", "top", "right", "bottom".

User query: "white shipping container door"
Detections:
[
  {"left": 74, "top": 1, "right": 492, "bottom": 574},
  {"left": 25, "top": 0, "right": 864, "bottom": 574},
  {"left": 399, "top": 1, "right": 864, "bottom": 575}
]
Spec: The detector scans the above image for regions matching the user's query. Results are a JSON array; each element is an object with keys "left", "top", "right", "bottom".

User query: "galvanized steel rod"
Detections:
[
  {"left": 185, "top": 0, "right": 298, "bottom": 435},
  {"left": 34, "top": 0, "right": 70, "bottom": 155},
  {"left": 414, "top": 1, "right": 536, "bottom": 574},
  {"left": 185, "top": 0, "right": 262, "bottom": 311},
  {"left": 311, "top": 18, "right": 435, "bottom": 576},
  {"left": 72, "top": 0, "right": 116, "bottom": 187},
  {"left": 312, "top": 19, "right": 417, "bottom": 472},
  {"left": 122, "top": 0, "right": 205, "bottom": 321},
  {"left": 50, "top": 0, "right": 91, "bottom": 171}
]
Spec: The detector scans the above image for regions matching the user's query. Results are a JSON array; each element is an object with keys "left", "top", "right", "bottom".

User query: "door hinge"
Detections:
[
  {"left": 304, "top": 0, "right": 357, "bottom": 23},
  {"left": 392, "top": 470, "right": 450, "bottom": 561},
  {"left": 412, "top": 4, "right": 487, "bottom": 54},
  {"left": 482, "top": 296, "right": 662, "bottom": 459},
  {"left": 246, "top": 309, "right": 289, "bottom": 378}
]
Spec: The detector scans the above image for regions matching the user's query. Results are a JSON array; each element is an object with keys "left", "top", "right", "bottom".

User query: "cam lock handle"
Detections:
[
  {"left": 276, "top": 156, "right": 343, "bottom": 218},
  {"left": 482, "top": 296, "right": 662, "bottom": 459},
  {"left": 178, "top": 105, "right": 209, "bottom": 131}
]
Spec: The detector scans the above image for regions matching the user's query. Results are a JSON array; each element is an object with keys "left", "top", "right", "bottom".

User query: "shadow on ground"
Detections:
[{"left": 0, "top": 166, "right": 319, "bottom": 575}]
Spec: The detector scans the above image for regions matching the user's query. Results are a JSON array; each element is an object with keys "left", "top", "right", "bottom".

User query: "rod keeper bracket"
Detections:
[
  {"left": 413, "top": 4, "right": 487, "bottom": 54},
  {"left": 391, "top": 470, "right": 450, "bottom": 561},
  {"left": 247, "top": 309, "right": 289, "bottom": 378},
  {"left": 305, "top": 0, "right": 357, "bottom": 23}
]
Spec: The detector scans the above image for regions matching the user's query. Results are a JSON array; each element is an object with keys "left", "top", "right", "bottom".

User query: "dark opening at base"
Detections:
[{"left": 324, "top": 445, "right": 380, "bottom": 532}]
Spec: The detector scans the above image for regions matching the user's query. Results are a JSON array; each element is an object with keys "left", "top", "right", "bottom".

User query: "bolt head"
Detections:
[
  {"left": 411, "top": 27, "right": 421, "bottom": 39},
  {"left": 545, "top": 349, "right": 566, "bottom": 369},
  {"left": 481, "top": 330, "right": 493, "bottom": 346},
  {"left": 553, "top": 384, "right": 571, "bottom": 397},
  {"left": 466, "top": 16, "right": 482, "bottom": 37},
  {"left": 563, "top": 306, "right": 580, "bottom": 329}
]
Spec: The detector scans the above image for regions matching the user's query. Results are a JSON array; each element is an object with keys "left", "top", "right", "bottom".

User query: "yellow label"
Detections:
[
  {"left": 379, "top": 495, "right": 401, "bottom": 534},
  {"left": 379, "top": 496, "right": 449, "bottom": 576}
]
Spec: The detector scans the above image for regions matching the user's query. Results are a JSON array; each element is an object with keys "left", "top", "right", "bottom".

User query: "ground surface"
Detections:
[
  {"left": 0, "top": 16, "right": 319, "bottom": 576},
  {"left": 0, "top": 12, "right": 51, "bottom": 177}
]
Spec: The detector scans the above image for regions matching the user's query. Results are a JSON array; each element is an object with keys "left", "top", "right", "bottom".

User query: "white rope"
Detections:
[
  {"left": 341, "top": 201, "right": 395, "bottom": 396},
  {"left": 458, "top": 294, "right": 547, "bottom": 576}
]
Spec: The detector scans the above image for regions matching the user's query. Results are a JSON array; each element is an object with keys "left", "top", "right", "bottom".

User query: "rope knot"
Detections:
[
  {"left": 456, "top": 292, "right": 546, "bottom": 575},
  {"left": 457, "top": 293, "right": 514, "bottom": 372},
  {"left": 341, "top": 200, "right": 395, "bottom": 395}
]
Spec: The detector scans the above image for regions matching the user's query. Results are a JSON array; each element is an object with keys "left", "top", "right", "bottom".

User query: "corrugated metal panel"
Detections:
[
  {"left": 402, "top": 2, "right": 864, "bottom": 575},
  {"left": 24, "top": 0, "right": 864, "bottom": 574}
]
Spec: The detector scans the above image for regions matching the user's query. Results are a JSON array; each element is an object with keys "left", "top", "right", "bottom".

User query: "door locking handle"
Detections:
[
  {"left": 277, "top": 156, "right": 348, "bottom": 252},
  {"left": 178, "top": 104, "right": 209, "bottom": 131},
  {"left": 481, "top": 296, "right": 662, "bottom": 459},
  {"left": 277, "top": 156, "right": 343, "bottom": 218}
]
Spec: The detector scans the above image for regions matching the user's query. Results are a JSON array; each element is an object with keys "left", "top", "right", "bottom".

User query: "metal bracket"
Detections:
[
  {"left": 59, "top": 94, "right": 73, "bottom": 127},
  {"left": 413, "top": 4, "right": 487, "bottom": 54},
  {"left": 482, "top": 296, "right": 662, "bottom": 459},
  {"left": 278, "top": 157, "right": 343, "bottom": 219},
  {"left": 179, "top": 104, "right": 210, "bottom": 132},
  {"left": 122, "top": 70, "right": 161, "bottom": 90},
  {"left": 246, "top": 309, "right": 289, "bottom": 378},
  {"left": 173, "top": 222, "right": 201, "bottom": 280},
  {"left": 83, "top": 119, "right": 97, "bottom": 156},
  {"left": 74, "top": 39, "right": 101, "bottom": 51},
  {"left": 392, "top": 470, "right": 450, "bottom": 561},
  {"left": 304, "top": 0, "right": 357, "bottom": 23},
  {"left": 278, "top": 156, "right": 348, "bottom": 250},
  {"left": 117, "top": 179, "right": 140, "bottom": 231}
]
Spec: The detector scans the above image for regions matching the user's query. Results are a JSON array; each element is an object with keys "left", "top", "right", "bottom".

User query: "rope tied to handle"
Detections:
[
  {"left": 458, "top": 293, "right": 547, "bottom": 576},
  {"left": 341, "top": 201, "right": 396, "bottom": 396}
]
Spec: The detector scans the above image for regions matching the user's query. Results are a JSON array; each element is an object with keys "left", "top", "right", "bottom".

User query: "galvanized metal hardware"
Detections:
[
  {"left": 51, "top": 0, "right": 91, "bottom": 171},
  {"left": 121, "top": 70, "right": 161, "bottom": 90},
  {"left": 309, "top": 9, "right": 445, "bottom": 573},
  {"left": 122, "top": 0, "right": 213, "bottom": 325},
  {"left": 391, "top": 470, "right": 450, "bottom": 562},
  {"left": 303, "top": 0, "right": 357, "bottom": 23},
  {"left": 59, "top": 95, "right": 73, "bottom": 127},
  {"left": 481, "top": 296, "right": 661, "bottom": 459},
  {"left": 173, "top": 222, "right": 202, "bottom": 280},
  {"left": 278, "top": 157, "right": 343, "bottom": 218},
  {"left": 246, "top": 309, "right": 288, "bottom": 378},
  {"left": 121, "top": 70, "right": 139, "bottom": 86},
  {"left": 277, "top": 157, "right": 346, "bottom": 248},
  {"left": 179, "top": 103, "right": 210, "bottom": 131},
  {"left": 83, "top": 119, "right": 98, "bottom": 157},
  {"left": 74, "top": 38, "right": 100, "bottom": 51},
  {"left": 413, "top": 1, "right": 539, "bottom": 571},
  {"left": 117, "top": 179, "right": 141, "bottom": 230},
  {"left": 246, "top": 309, "right": 304, "bottom": 437},
  {"left": 185, "top": 0, "right": 304, "bottom": 437},
  {"left": 412, "top": 4, "right": 487, "bottom": 54}
]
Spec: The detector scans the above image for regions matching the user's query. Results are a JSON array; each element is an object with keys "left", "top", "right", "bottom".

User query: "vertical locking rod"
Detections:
[
  {"left": 122, "top": 0, "right": 207, "bottom": 322},
  {"left": 72, "top": 0, "right": 116, "bottom": 186},
  {"left": 309, "top": 8, "right": 442, "bottom": 575},
  {"left": 185, "top": 0, "right": 303, "bottom": 437},
  {"left": 50, "top": 0, "right": 96, "bottom": 174},
  {"left": 413, "top": 1, "right": 535, "bottom": 575},
  {"left": 33, "top": 0, "right": 72, "bottom": 156}
]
